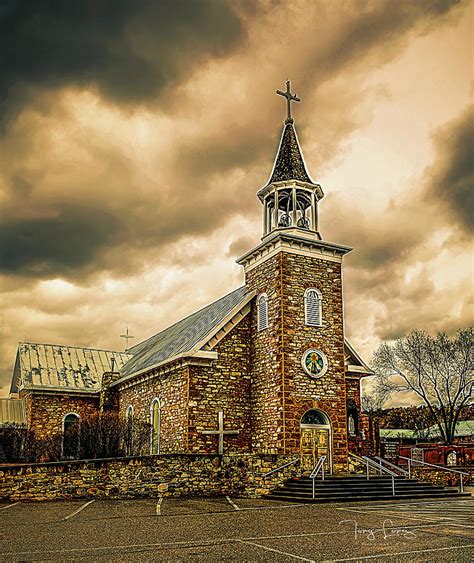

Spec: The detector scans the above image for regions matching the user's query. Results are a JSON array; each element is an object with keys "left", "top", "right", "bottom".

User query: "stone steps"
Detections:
[{"left": 266, "top": 475, "right": 471, "bottom": 503}]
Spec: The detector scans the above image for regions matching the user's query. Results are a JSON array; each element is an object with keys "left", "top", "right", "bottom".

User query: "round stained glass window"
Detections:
[{"left": 301, "top": 349, "right": 328, "bottom": 378}]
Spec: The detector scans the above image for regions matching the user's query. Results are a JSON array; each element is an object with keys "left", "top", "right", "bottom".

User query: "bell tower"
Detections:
[
  {"left": 238, "top": 81, "right": 352, "bottom": 472},
  {"left": 259, "top": 80, "right": 324, "bottom": 240}
]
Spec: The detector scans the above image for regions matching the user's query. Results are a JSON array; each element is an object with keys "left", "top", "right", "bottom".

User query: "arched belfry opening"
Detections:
[{"left": 300, "top": 408, "right": 332, "bottom": 473}]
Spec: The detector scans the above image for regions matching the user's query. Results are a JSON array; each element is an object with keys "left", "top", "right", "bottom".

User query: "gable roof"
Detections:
[
  {"left": 344, "top": 339, "right": 373, "bottom": 376},
  {"left": 267, "top": 122, "right": 313, "bottom": 185},
  {"left": 11, "top": 343, "right": 132, "bottom": 394},
  {"left": 119, "top": 286, "right": 250, "bottom": 379}
]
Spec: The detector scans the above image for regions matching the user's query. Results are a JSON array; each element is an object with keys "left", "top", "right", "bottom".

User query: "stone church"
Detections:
[{"left": 6, "top": 82, "right": 372, "bottom": 473}]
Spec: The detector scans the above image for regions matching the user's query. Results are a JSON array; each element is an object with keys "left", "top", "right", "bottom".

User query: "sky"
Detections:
[{"left": 0, "top": 0, "right": 472, "bottom": 402}]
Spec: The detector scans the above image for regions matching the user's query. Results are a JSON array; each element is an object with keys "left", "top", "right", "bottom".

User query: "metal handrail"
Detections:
[
  {"left": 361, "top": 455, "right": 398, "bottom": 477},
  {"left": 373, "top": 455, "right": 408, "bottom": 477},
  {"left": 347, "top": 453, "right": 398, "bottom": 495},
  {"left": 262, "top": 458, "right": 299, "bottom": 478},
  {"left": 399, "top": 455, "right": 470, "bottom": 493},
  {"left": 310, "top": 455, "right": 326, "bottom": 499}
]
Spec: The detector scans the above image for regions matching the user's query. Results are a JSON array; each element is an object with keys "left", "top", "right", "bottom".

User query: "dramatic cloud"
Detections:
[
  {"left": 425, "top": 103, "right": 474, "bottom": 232},
  {"left": 0, "top": 0, "right": 244, "bottom": 124},
  {"left": 0, "top": 0, "right": 471, "bottom": 400}
]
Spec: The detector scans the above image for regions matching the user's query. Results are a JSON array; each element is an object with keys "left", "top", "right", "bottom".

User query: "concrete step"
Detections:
[
  {"left": 270, "top": 488, "right": 463, "bottom": 499},
  {"left": 265, "top": 491, "right": 471, "bottom": 503},
  {"left": 266, "top": 474, "right": 471, "bottom": 504}
]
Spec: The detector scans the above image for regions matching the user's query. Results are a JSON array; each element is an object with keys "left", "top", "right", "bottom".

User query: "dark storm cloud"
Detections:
[
  {"left": 0, "top": 0, "right": 244, "bottom": 124},
  {"left": 0, "top": 206, "right": 123, "bottom": 276},
  {"left": 425, "top": 104, "right": 474, "bottom": 232},
  {"left": 0, "top": 0, "right": 466, "bottom": 283}
]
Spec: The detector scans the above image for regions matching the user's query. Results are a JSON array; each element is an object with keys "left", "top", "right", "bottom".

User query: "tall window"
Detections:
[
  {"left": 150, "top": 398, "right": 161, "bottom": 454},
  {"left": 257, "top": 293, "right": 268, "bottom": 331},
  {"left": 62, "top": 413, "right": 80, "bottom": 459},
  {"left": 304, "top": 288, "right": 322, "bottom": 326},
  {"left": 125, "top": 405, "right": 134, "bottom": 455}
]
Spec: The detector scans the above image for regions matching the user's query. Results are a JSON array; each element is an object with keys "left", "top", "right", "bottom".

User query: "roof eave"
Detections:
[{"left": 111, "top": 350, "right": 219, "bottom": 387}]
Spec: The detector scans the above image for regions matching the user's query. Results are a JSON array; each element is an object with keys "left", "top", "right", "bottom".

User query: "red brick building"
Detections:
[{"left": 7, "top": 85, "right": 372, "bottom": 472}]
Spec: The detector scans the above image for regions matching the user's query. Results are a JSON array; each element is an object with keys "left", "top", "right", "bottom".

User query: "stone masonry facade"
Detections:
[
  {"left": 21, "top": 391, "right": 99, "bottom": 441},
  {"left": 118, "top": 364, "right": 188, "bottom": 453},
  {"left": 245, "top": 248, "right": 349, "bottom": 469}
]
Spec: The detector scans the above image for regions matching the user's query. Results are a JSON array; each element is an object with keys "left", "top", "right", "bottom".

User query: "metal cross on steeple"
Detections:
[
  {"left": 120, "top": 326, "right": 135, "bottom": 350},
  {"left": 276, "top": 80, "right": 301, "bottom": 124}
]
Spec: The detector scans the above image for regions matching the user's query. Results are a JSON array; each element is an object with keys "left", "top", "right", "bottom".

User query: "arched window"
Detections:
[
  {"left": 257, "top": 293, "right": 268, "bottom": 331},
  {"left": 62, "top": 413, "right": 80, "bottom": 459},
  {"left": 150, "top": 398, "right": 161, "bottom": 454},
  {"left": 125, "top": 405, "right": 134, "bottom": 455},
  {"left": 301, "top": 409, "right": 330, "bottom": 426},
  {"left": 304, "top": 288, "right": 322, "bottom": 327},
  {"left": 348, "top": 414, "right": 356, "bottom": 436}
]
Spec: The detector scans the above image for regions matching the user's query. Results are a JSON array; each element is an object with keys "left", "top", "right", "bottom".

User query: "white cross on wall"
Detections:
[{"left": 200, "top": 411, "right": 240, "bottom": 455}]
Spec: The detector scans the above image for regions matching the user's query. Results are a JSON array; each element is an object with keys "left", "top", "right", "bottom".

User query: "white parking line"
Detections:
[
  {"left": 156, "top": 497, "right": 163, "bottom": 516},
  {"left": 237, "top": 538, "right": 314, "bottom": 562},
  {"left": 326, "top": 543, "right": 474, "bottom": 562},
  {"left": 0, "top": 502, "right": 19, "bottom": 511},
  {"left": 62, "top": 500, "right": 95, "bottom": 521},
  {"left": 225, "top": 496, "right": 240, "bottom": 511}
]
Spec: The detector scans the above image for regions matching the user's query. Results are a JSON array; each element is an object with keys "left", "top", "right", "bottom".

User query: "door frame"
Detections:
[{"left": 300, "top": 422, "right": 333, "bottom": 474}]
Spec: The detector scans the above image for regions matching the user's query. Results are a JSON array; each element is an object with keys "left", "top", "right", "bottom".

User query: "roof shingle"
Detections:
[
  {"left": 267, "top": 122, "right": 313, "bottom": 185},
  {"left": 120, "top": 286, "right": 248, "bottom": 378}
]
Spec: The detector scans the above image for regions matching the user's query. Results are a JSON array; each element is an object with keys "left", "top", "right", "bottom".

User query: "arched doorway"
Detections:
[
  {"left": 300, "top": 409, "right": 332, "bottom": 473},
  {"left": 62, "top": 413, "right": 80, "bottom": 459}
]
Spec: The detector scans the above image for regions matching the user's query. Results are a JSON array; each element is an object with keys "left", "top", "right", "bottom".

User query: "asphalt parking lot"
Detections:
[{"left": 0, "top": 496, "right": 473, "bottom": 561}]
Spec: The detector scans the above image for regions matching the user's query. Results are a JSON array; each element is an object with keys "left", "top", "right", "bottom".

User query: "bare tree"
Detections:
[
  {"left": 373, "top": 328, "right": 473, "bottom": 444},
  {"left": 361, "top": 381, "right": 391, "bottom": 454}
]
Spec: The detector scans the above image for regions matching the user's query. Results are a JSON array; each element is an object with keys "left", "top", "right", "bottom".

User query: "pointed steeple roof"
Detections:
[{"left": 267, "top": 122, "right": 313, "bottom": 185}]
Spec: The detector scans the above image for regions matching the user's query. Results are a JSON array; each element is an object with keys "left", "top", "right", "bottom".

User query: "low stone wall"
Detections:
[
  {"left": 412, "top": 466, "right": 473, "bottom": 489},
  {"left": 0, "top": 453, "right": 299, "bottom": 502}
]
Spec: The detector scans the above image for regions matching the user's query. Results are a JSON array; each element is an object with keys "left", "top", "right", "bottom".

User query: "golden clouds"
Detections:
[{"left": 0, "top": 0, "right": 472, "bottom": 397}]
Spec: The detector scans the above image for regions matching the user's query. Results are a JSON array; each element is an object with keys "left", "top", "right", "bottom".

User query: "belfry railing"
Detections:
[
  {"left": 399, "top": 455, "right": 469, "bottom": 493},
  {"left": 310, "top": 455, "right": 326, "bottom": 499}
]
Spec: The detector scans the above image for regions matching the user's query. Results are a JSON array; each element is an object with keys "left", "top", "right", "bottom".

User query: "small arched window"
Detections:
[
  {"left": 125, "top": 405, "right": 134, "bottom": 455},
  {"left": 150, "top": 398, "right": 161, "bottom": 454},
  {"left": 305, "top": 288, "right": 322, "bottom": 327},
  {"left": 62, "top": 413, "right": 80, "bottom": 459},
  {"left": 257, "top": 293, "right": 268, "bottom": 332},
  {"left": 348, "top": 414, "right": 356, "bottom": 436}
]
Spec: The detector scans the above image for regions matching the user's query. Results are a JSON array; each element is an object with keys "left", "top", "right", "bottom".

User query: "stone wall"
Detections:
[
  {"left": 0, "top": 453, "right": 299, "bottom": 502},
  {"left": 412, "top": 466, "right": 472, "bottom": 489},
  {"left": 245, "top": 249, "right": 349, "bottom": 469},
  {"left": 118, "top": 363, "right": 188, "bottom": 454},
  {"left": 20, "top": 391, "right": 99, "bottom": 441},
  {"left": 188, "top": 316, "right": 252, "bottom": 453},
  {"left": 245, "top": 252, "right": 286, "bottom": 453}
]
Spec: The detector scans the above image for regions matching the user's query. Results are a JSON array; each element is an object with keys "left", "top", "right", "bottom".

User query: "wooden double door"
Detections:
[{"left": 300, "top": 426, "right": 331, "bottom": 473}]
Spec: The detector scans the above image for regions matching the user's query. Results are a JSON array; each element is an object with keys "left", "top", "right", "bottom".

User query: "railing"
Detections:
[
  {"left": 399, "top": 455, "right": 470, "bottom": 493},
  {"left": 262, "top": 458, "right": 299, "bottom": 478},
  {"left": 310, "top": 456, "right": 326, "bottom": 499},
  {"left": 348, "top": 452, "right": 398, "bottom": 495},
  {"left": 373, "top": 456, "right": 409, "bottom": 477}
]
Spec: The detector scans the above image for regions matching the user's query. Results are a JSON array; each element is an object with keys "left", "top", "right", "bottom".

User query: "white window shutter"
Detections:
[
  {"left": 305, "top": 290, "right": 322, "bottom": 327},
  {"left": 258, "top": 294, "right": 268, "bottom": 331}
]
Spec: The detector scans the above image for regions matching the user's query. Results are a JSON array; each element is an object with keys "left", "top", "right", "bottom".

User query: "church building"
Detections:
[{"left": 6, "top": 82, "right": 372, "bottom": 473}]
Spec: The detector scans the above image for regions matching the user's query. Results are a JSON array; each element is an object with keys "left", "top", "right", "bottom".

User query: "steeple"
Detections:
[
  {"left": 267, "top": 122, "right": 312, "bottom": 185},
  {"left": 257, "top": 80, "right": 324, "bottom": 240}
]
